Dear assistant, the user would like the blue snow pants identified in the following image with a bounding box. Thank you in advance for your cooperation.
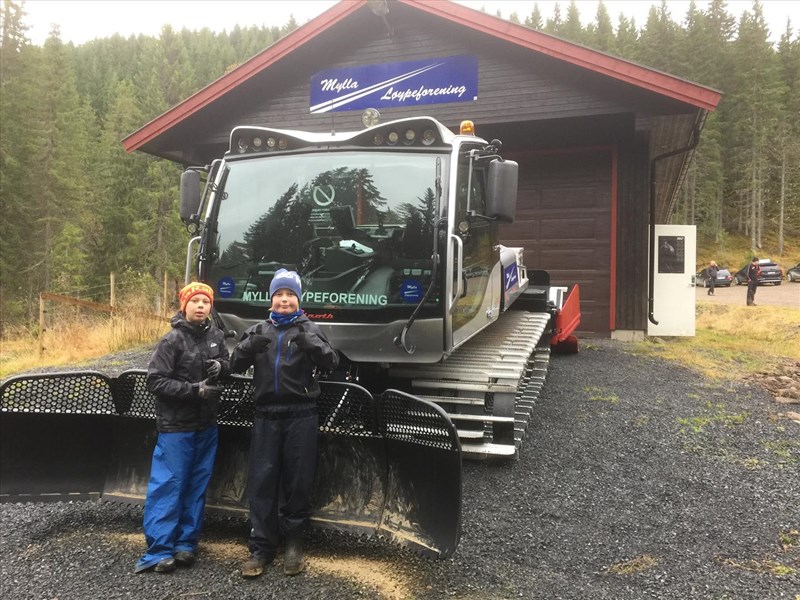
[134,425,218,572]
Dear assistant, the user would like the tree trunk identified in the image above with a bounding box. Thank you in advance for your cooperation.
[757,159,764,250]
[778,144,785,255]
[749,149,757,251]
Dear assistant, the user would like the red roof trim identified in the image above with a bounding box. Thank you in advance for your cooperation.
[402,0,721,111]
[124,0,722,153]
[122,1,362,153]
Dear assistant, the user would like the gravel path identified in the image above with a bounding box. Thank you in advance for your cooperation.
[1,340,798,599]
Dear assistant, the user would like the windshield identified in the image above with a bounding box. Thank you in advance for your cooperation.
[206,151,446,316]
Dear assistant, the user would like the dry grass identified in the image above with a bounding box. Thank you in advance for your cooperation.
[634,303,800,379]
[3,300,796,382]
[606,554,659,575]
[0,310,169,379]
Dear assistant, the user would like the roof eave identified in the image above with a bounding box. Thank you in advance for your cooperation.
[122,0,362,153]
[400,0,721,111]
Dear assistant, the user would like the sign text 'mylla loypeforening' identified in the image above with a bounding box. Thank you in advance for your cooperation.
[310,55,478,114]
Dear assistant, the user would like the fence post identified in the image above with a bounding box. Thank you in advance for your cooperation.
[39,292,46,357]
[163,271,169,317]
[110,272,116,312]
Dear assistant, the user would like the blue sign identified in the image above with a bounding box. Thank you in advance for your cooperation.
[310,55,478,114]
[399,279,423,303]
[503,263,519,293]
[217,276,235,298]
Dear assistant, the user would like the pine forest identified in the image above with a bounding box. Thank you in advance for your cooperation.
[1,0,798,330]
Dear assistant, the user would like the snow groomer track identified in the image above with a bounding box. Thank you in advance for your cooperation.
[390,310,552,458]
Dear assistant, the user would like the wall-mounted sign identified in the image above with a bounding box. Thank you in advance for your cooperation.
[310,55,478,114]
[658,235,685,274]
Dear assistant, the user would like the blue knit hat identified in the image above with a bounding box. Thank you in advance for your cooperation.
[269,269,302,301]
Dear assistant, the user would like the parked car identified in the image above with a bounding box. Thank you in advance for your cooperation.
[733,259,783,285]
[695,267,733,288]
[787,263,800,283]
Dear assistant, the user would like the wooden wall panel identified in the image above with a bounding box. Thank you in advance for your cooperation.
[501,150,612,336]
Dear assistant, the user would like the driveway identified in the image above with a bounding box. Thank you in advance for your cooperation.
[1,341,798,599]
[697,281,799,308]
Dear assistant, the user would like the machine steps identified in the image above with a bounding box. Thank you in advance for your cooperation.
[390,311,552,459]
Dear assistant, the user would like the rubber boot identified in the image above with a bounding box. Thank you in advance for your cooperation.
[241,554,272,578]
[174,551,196,567]
[154,557,176,573]
[283,539,305,576]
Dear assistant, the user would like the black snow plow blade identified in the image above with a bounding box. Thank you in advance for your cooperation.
[0,371,461,558]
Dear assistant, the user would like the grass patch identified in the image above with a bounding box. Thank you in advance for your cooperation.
[634,303,800,380]
[779,530,800,551]
[584,385,620,404]
[677,401,747,434]
[606,554,659,575]
[742,457,761,470]
[765,440,800,462]
[719,556,796,577]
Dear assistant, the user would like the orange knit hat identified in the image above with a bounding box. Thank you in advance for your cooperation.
[179,282,214,312]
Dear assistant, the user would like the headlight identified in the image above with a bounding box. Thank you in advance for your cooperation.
[236,138,248,153]
[361,108,381,128]
[421,128,436,145]
[387,131,399,145]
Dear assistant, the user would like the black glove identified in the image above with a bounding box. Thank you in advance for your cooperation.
[196,379,222,402]
[249,324,271,354]
[250,335,271,353]
[205,359,222,381]
[293,332,315,352]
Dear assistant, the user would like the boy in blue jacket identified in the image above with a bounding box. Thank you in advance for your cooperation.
[135,282,228,574]
[231,269,339,577]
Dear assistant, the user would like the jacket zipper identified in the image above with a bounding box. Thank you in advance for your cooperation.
[274,330,284,396]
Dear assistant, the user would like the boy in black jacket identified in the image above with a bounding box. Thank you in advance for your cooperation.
[134,282,229,574]
[231,269,339,577]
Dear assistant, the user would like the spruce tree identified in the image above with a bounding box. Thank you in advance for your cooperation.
[525,3,543,30]
[561,0,584,43]
[728,2,785,250]
[587,1,615,53]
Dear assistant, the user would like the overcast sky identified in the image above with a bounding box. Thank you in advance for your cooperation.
[22,0,795,47]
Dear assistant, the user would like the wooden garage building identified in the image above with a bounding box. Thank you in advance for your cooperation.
[123,0,721,337]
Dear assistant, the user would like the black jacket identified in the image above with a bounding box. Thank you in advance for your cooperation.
[146,312,230,432]
[230,314,338,406]
[747,262,761,283]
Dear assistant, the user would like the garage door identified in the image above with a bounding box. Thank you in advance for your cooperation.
[500,149,613,336]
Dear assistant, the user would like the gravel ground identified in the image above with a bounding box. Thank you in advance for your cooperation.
[1,339,798,599]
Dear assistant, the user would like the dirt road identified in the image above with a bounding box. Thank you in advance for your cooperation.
[696,280,799,308]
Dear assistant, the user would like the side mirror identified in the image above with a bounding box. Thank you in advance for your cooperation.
[485,159,518,223]
[180,170,202,224]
